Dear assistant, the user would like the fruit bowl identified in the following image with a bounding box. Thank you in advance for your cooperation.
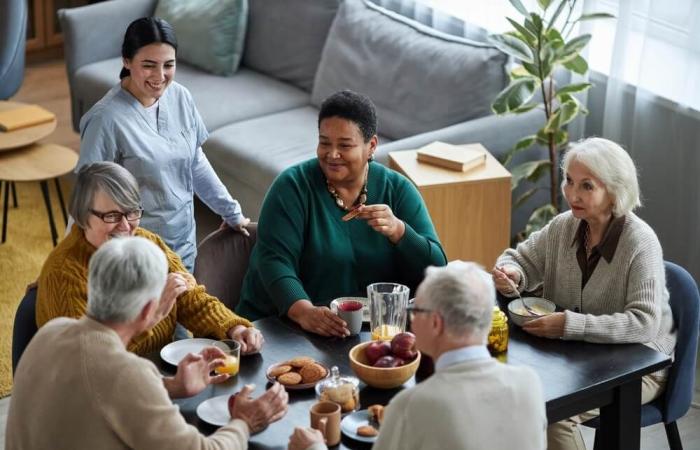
[348,342,421,389]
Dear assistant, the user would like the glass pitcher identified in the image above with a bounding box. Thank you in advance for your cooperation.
[367,282,409,340]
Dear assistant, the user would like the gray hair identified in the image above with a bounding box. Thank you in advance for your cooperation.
[70,162,141,228]
[87,236,167,323]
[561,137,641,216]
[417,261,495,339]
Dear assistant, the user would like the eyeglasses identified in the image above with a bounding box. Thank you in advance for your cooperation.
[90,208,143,224]
[406,304,433,320]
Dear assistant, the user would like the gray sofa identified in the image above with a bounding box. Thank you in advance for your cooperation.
[60,0,542,231]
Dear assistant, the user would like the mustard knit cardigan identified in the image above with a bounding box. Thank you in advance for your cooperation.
[36,226,252,355]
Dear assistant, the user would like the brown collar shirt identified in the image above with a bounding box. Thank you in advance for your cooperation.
[572,215,626,289]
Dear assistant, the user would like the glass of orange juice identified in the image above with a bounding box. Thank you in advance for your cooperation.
[215,340,240,376]
[368,282,409,341]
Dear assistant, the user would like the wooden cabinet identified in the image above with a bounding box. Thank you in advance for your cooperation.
[389,144,511,268]
[27,0,96,52]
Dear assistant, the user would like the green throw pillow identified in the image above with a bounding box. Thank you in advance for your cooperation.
[154,0,248,76]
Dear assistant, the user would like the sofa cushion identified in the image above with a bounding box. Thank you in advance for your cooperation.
[242,0,340,92]
[311,0,508,141]
[154,0,248,76]
[204,106,392,193]
[74,57,310,131]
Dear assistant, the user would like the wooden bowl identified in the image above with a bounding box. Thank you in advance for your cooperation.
[348,342,421,389]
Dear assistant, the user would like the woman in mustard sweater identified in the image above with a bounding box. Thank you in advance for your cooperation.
[36,162,263,356]
[236,90,447,336]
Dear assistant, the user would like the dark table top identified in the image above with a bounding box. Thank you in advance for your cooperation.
[153,314,670,450]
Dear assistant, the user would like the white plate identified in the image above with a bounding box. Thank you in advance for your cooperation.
[340,409,378,443]
[330,297,370,323]
[160,338,228,366]
[196,395,230,427]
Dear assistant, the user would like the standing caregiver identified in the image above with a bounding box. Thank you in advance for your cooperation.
[77,17,249,270]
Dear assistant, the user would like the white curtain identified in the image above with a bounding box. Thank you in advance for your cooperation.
[584,0,700,280]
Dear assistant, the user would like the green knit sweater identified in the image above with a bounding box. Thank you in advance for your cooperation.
[237,159,447,320]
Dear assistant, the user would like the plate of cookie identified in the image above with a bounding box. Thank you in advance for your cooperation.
[266,356,330,390]
[340,405,384,443]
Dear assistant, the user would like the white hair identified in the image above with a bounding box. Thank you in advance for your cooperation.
[87,236,168,323]
[561,137,641,216]
[417,261,495,339]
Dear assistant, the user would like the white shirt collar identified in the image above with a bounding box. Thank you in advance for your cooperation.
[434,345,491,371]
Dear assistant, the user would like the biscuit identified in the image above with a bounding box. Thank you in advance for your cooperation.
[340,397,356,413]
[299,362,327,383]
[277,372,302,385]
[268,364,293,378]
[356,425,378,437]
[287,356,315,368]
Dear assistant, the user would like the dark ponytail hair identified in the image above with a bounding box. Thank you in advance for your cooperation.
[120,17,178,79]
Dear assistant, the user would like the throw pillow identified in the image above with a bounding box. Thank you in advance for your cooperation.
[154,0,248,76]
[311,0,508,140]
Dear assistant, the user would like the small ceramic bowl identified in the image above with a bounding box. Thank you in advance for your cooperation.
[507,297,556,326]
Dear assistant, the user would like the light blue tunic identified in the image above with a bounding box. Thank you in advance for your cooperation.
[78,81,244,270]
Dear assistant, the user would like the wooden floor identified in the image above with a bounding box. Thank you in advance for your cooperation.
[1,58,698,449]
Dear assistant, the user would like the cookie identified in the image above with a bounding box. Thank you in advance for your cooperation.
[268,364,293,378]
[356,425,378,437]
[299,362,327,383]
[277,372,302,385]
[368,404,384,427]
[287,356,315,368]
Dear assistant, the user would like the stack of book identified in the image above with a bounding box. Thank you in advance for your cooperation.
[415,141,487,173]
[0,105,56,132]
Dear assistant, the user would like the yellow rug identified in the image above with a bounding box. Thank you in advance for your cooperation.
[0,177,72,398]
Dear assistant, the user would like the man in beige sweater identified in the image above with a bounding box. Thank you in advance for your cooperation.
[6,236,288,450]
[289,262,546,450]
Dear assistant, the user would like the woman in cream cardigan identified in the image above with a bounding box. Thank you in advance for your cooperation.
[492,137,676,450]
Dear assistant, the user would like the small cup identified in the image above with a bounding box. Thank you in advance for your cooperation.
[337,299,364,335]
[310,401,341,446]
[215,340,241,376]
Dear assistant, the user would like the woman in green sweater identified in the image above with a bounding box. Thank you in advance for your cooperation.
[236,90,447,336]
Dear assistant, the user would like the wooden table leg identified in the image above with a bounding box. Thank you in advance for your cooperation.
[40,180,58,247]
[54,178,67,225]
[2,181,8,243]
[598,378,642,450]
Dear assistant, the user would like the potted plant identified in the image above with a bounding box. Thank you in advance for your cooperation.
[489,0,613,240]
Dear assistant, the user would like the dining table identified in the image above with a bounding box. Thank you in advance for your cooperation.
[151,312,670,450]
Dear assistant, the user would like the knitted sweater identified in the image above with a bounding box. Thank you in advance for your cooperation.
[497,211,676,356]
[36,225,251,355]
[7,316,250,450]
[236,159,447,320]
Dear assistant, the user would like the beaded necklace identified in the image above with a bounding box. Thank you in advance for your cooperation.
[326,166,368,211]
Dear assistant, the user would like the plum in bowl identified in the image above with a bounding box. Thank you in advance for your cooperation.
[349,341,421,389]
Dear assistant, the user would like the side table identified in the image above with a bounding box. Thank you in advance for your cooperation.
[0,143,78,246]
[389,143,511,268]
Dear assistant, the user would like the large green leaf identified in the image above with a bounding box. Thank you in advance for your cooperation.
[576,12,616,21]
[544,110,561,134]
[537,0,553,10]
[539,43,555,78]
[545,28,565,48]
[513,103,540,113]
[522,61,541,77]
[514,187,541,209]
[563,55,588,74]
[509,0,530,16]
[560,34,592,59]
[524,204,558,237]
[536,128,568,146]
[524,17,539,36]
[489,34,534,63]
[491,78,537,114]
[530,13,544,33]
[555,82,592,96]
[557,100,579,126]
[503,135,538,167]
[510,159,551,190]
[507,18,537,45]
[509,66,532,80]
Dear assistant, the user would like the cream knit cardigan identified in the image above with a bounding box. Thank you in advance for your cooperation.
[497,211,676,356]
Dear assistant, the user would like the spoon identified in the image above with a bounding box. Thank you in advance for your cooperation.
[496,267,541,317]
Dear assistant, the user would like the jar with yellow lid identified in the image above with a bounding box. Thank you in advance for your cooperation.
[487,306,509,355]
